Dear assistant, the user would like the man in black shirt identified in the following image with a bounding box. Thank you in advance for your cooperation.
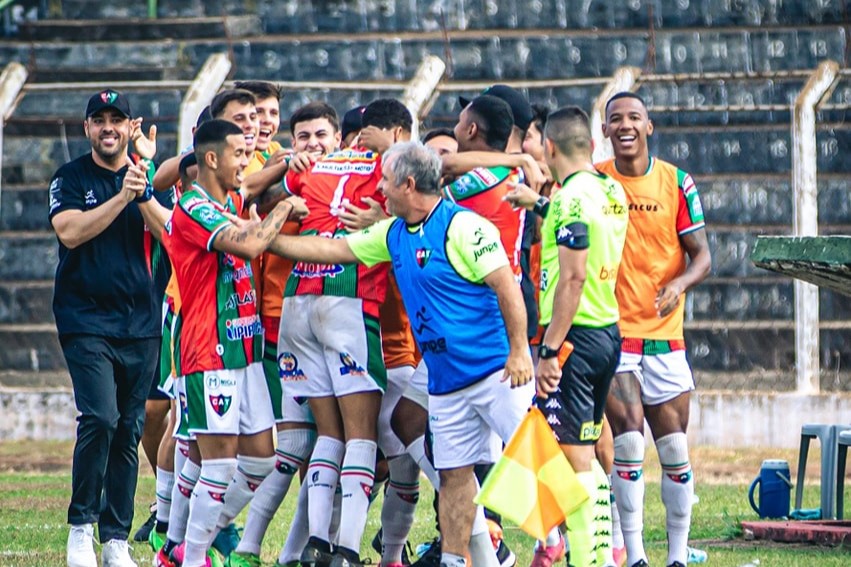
[49,89,159,567]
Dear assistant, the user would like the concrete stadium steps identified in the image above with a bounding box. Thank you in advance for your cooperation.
[0,324,63,373]
[0,281,54,325]
[1,26,846,84]
[44,0,850,33]
[19,15,260,42]
[0,232,58,281]
[0,370,70,389]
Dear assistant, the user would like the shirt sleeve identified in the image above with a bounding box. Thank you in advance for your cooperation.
[48,167,85,220]
[177,195,233,252]
[346,217,394,267]
[446,211,509,283]
[676,170,705,235]
[283,168,303,197]
[550,189,590,250]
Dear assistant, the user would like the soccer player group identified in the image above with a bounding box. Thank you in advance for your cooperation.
[75,80,710,567]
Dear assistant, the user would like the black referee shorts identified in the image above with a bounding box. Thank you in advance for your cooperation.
[536,323,621,445]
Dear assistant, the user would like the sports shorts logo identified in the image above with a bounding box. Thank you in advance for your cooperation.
[339,353,367,377]
[279,352,307,381]
[209,393,233,417]
[579,420,603,442]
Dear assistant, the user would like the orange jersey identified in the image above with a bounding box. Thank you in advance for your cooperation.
[595,157,705,340]
[245,141,283,176]
[379,272,420,370]
[443,166,526,279]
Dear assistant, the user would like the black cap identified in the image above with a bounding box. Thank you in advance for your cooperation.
[459,84,533,131]
[341,105,366,140]
[85,89,131,119]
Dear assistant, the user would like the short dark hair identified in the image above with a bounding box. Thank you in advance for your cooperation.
[234,81,283,101]
[422,127,456,144]
[195,105,212,128]
[210,89,257,119]
[544,106,592,158]
[289,101,339,136]
[178,152,197,177]
[530,103,550,141]
[605,92,647,117]
[193,119,244,167]
[362,99,412,132]
[467,95,514,152]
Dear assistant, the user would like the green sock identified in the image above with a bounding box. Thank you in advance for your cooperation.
[592,460,614,567]
[567,471,597,567]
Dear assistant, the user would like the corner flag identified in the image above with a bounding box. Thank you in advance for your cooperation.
[475,406,589,541]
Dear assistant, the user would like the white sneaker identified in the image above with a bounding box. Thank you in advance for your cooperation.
[102,539,138,567]
[67,524,97,567]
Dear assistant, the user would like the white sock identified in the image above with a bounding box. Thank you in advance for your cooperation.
[469,530,499,567]
[167,459,200,544]
[337,439,377,552]
[215,454,276,530]
[183,458,237,566]
[381,454,420,563]
[406,435,440,489]
[610,474,624,549]
[307,436,345,542]
[545,527,561,547]
[612,432,647,566]
[441,552,467,567]
[279,479,310,564]
[237,429,315,555]
[156,467,175,525]
[657,433,693,566]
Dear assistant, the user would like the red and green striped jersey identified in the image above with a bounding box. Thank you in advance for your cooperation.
[282,147,388,303]
[164,183,263,375]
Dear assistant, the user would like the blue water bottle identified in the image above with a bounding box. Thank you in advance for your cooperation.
[748,459,793,518]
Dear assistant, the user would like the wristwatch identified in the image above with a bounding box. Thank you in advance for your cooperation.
[538,344,560,359]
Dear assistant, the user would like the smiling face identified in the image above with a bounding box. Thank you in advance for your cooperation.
[377,153,408,218]
[219,99,259,154]
[84,109,131,166]
[254,96,280,152]
[292,117,340,158]
[603,96,653,163]
[215,133,251,190]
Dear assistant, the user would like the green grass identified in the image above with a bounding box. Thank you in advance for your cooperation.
[1,443,850,566]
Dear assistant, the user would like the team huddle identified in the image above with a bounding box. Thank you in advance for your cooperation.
[54,82,710,567]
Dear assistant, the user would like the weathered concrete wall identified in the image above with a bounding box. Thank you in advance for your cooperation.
[690,391,851,448]
[4,387,850,447]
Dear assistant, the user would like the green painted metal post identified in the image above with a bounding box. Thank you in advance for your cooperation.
[148,0,157,19]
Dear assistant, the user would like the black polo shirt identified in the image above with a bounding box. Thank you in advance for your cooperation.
[48,153,160,338]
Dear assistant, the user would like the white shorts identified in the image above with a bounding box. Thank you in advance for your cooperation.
[402,359,429,409]
[378,365,415,457]
[616,349,695,406]
[429,369,535,470]
[186,362,275,436]
[278,295,386,398]
[281,394,315,425]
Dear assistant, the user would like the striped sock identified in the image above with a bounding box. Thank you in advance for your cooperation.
[337,439,377,553]
[307,436,345,542]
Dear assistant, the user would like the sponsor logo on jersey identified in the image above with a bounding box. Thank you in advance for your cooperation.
[225,289,256,310]
[598,264,619,281]
[580,420,602,441]
[221,266,253,283]
[473,240,499,261]
[205,374,237,390]
[291,261,344,278]
[472,167,499,186]
[413,306,434,334]
[84,190,97,206]
[546,414,562,426]
[49,177,62,213]
[339,352,367,377]
[278,352,306,381]
[602,203,626,215]
[196,204,220,225]
[472,228,487,245]
[312,160,376,176]
[450,174,477,196]
[225,316,263,341]
[416,248,432,268]
[419,337,447,354]
[545,397,561,410]
[209,393,233,417]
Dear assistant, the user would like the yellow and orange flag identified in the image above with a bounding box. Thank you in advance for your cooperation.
[475,406,589,541]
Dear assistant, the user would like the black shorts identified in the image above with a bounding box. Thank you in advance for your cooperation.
[536,324,621,445]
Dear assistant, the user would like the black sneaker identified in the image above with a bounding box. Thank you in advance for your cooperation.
[411,538,441,567]
[495,540,516,567]
[370,528,413,565]
[133,506,157,542]
[667,563,685,567]
[630,561,650,567]
[329,546,367,567]
[301,536,334,567]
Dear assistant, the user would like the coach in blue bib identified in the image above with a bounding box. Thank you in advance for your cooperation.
[267,141,533,567]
